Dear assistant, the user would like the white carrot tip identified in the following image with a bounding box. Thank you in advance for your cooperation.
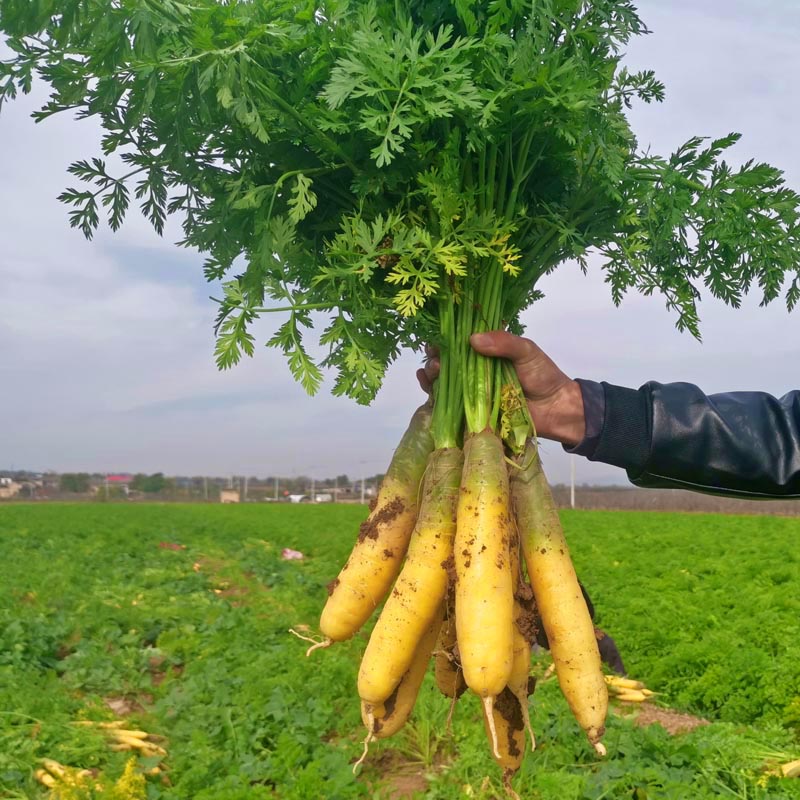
[517,696,536,751]
[593,741,607,757]
[287,628,332,656]
[483,696,501,760]
[352,732,373,774]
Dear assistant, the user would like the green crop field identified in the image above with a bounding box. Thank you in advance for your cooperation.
[1,503,800,800]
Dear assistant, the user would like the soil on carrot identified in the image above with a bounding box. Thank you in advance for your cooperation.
[441,555,457,587]
[495,688,524,757]
[373,686,400,734]
[514,583,538,646]
[358,497,405,543]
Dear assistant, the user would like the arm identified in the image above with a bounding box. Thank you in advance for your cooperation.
[585,380,800,498]
[453,332,800,498]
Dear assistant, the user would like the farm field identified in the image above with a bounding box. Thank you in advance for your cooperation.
[1,503,800,800]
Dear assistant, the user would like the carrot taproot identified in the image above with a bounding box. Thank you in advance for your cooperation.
[511,441,608,755]
[506,527,536,751]
[360,602,445,742]
[481,686,525,799]
[434,580,467,702]
[358,446,462,704]
[508,602,536,751]
[455,430,514,700]
[319,403,433,643]
[454,429,514,757]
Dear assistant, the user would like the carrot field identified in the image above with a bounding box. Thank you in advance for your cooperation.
[2,503,800,800]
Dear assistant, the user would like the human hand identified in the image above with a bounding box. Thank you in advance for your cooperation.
[416,331,586,447]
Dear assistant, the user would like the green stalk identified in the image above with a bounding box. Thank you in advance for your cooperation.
[460,128,551,440]
[431,295,464,450]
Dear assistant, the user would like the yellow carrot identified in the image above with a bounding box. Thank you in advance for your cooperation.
[604,675,645,691]
[320,403,433,643]
[358,447,462,704]
[360,602,445,742]
[512,441,608,756]
[455,430,514,700]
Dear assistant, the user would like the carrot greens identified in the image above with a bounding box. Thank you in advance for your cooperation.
[2,0,798,417]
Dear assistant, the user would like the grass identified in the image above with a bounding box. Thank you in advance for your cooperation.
[0,503,799,799]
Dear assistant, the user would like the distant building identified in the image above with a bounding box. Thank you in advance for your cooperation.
[0,480,22,499]
[220,489,241,504]
[105,474,134,495]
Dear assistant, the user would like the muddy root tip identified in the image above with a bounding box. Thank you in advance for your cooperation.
[502,770,522,800]
[482,696,501,760]
[592,740,607,757]
[352,732,373,774]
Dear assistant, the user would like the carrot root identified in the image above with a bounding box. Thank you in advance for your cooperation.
[288,628,331,657]
[593,741,607,757]
[352,730,374,774]
[519,699,536,752]
[482,696,501,760]
[503,770,522,800]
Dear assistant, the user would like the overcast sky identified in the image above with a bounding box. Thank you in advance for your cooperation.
[1,0,799,485]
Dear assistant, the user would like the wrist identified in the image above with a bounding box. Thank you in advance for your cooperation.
[534,379,586,447]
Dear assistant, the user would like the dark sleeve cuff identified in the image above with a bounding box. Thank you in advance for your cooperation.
[591,382,652,472]
[564,379,605,458]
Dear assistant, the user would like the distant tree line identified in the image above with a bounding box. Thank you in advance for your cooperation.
[52,471,387,501]
[59,473,91,493]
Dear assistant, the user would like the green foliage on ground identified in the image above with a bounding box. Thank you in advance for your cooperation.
[1,503,799,799]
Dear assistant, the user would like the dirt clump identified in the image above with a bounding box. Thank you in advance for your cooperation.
[514,581,539,646]
[370,751,428,799]
[358,497,405,543]
[494,687,524,757]
[441,554,457,586]
[632,704,710,735]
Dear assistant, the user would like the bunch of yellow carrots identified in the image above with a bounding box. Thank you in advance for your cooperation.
[303,404,608,793]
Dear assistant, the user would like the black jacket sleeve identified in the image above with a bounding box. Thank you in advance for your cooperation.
[587,381,800,498]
